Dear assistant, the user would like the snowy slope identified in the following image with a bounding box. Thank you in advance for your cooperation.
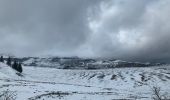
[0,63,170,100]
[0,62,19,79]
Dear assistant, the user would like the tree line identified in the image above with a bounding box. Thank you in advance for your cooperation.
[0,56,23,73]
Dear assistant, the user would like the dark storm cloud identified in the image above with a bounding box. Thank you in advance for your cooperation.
[0,0,101,56]
[0,0,170,62]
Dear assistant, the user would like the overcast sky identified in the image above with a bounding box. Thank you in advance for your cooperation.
[0,0,170,62]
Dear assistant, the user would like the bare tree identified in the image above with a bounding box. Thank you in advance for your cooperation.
[152,86,162,100]
[152,86,169,100]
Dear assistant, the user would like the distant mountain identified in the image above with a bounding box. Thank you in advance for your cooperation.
[11,57,162,69]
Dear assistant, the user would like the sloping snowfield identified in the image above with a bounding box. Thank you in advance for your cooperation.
[0,62,170,100]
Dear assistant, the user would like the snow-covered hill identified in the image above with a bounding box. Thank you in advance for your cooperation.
[0,62,170,100]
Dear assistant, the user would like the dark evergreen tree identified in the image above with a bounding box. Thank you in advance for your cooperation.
[12,61,23,73]
[17,63,23,73]
[7,57,12,66]
[0,56,4,62]
[12,61,18,70]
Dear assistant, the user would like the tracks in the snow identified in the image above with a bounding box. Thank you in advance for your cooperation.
[28,91,119,100]
[0,78,113,90]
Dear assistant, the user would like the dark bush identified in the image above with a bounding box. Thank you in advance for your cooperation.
[7,57,12,66]
[0,56,4,62]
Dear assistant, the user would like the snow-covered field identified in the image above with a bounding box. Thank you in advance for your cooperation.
[0,62,170,100]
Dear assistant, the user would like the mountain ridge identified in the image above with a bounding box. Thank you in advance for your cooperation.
[8,57,162,69]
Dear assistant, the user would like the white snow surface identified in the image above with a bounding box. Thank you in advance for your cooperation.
[0,62,170,100]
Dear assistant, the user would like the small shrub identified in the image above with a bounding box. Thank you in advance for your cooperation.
[0,89,17,100]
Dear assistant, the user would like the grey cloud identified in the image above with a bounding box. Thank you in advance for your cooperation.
[86,0,170,62]
[0,0,170,63]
